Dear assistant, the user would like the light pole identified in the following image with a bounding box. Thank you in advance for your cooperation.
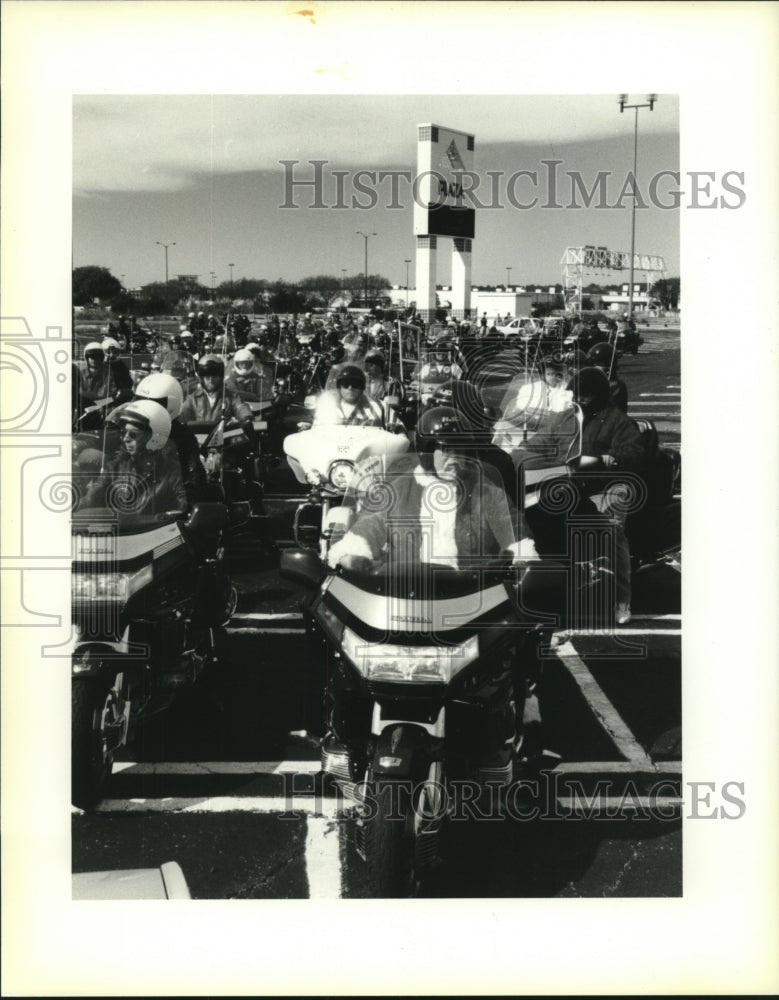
[506,266,512,289]
[356,231,376,308]
[210,271,216,292]
[618,93,657,320]
[404,259,412,307]
[228,263,234,289]
[156,241,176,284]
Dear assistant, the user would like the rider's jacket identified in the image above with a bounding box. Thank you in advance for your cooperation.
[365,375,403,403]
[327,453,529,570]
[80,447,188,516]
[179,384,253,425]
[225,370,274,401]
[78,362,132,405]
[313,390,385,428]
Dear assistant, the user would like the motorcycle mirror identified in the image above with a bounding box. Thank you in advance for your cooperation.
[280,549,326,589]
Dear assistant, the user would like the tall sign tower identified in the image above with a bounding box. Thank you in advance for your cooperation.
[414,124,475,319]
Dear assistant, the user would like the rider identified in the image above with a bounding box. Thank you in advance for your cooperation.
[100,337,133,396]
[132,372,207,506]
[179,354,259,450]
[327,405,539,571]
[313,364,386,428]
[492,353,574,451]
[363,352,403,405]
[78,341,133,415]
[79,399,187,516]
[418,341,463,383]
[226,347,274,401]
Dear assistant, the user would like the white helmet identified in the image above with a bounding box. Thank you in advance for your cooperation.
[134,373,184,420]
[117,399,171,451]
[179,325,188,333]
[101,337,121,352]
[233,348,254,369]
[245,342,260,353]
[84,341,104,358]
[188,312,195,319]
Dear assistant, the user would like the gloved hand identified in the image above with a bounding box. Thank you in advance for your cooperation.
[514,536,541,563]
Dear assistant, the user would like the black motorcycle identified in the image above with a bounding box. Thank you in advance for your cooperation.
[71,433,234,808]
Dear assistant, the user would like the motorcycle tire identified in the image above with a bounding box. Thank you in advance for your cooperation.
[362,779,416,898]
[71,677,118,809]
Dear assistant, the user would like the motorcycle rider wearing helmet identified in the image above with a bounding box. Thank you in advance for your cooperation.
[419,341,463,382]
[100,336,133,394]
[180,354,258,446]
[328,405,539,572]
[587,342,628,413]
[132,373,207,505]
[79,399,187,516]
[78,341,133,415]
[226,347,274,401]
[313,364,386,428]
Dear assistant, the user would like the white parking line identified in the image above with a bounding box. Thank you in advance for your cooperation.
[557,761,680,774]
[554,640,653,766]
[112,761,321,775]
[76,797,347,816]
[305,817,343,899]
[639,393,681,397]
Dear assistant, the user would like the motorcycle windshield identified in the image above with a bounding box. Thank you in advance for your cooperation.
[72,430,186,532]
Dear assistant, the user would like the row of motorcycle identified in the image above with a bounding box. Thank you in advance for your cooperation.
[71,330,681,897]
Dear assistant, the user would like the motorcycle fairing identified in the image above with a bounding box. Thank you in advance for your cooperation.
[321,573,515,647]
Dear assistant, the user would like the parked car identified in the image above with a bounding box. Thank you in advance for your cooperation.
[495,316,540,338]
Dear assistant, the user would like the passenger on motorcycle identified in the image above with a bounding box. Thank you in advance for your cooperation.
[492,353,574,450]
[78,399,187,516]
[587,342,628,413]
[327,405,539,571]
[313,364,386,429]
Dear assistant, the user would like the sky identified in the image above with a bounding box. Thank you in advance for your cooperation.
[73,94,680,289]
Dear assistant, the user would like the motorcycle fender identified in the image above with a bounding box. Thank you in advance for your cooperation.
[372,724,433,779]
[71,641,128,677]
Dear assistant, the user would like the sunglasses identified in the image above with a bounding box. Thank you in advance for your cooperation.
[339,379,363,389]
[121,427,146,440]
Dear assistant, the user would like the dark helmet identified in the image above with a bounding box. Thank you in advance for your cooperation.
[416,406,474,469]
[364,352,385,372]
[540,352,567,373]
[335,364,366,390]
[587,342,617,372]
[568,366,610,412]
[197,353,225,378]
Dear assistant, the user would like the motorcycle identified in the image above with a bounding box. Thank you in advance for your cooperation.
[71,432,234,809]
[283,423,410,559]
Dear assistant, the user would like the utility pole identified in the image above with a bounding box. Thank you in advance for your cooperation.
[618,93,657,320]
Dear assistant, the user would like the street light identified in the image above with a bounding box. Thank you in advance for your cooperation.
[404,259,412,307]
[156,241,176,284]
[506,266,512,289]
[228,263,234,287]
[210,271,216,292]
[356,231,376,308]
[618,93,657,320]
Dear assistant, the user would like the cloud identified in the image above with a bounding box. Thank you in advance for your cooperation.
[74,94,678,194]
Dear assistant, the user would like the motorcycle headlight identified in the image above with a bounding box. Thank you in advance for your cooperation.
[342,628,478,684]
[71,564,152,604]
[328,460,355,491]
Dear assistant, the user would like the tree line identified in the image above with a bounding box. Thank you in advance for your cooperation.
[73,266,394,316]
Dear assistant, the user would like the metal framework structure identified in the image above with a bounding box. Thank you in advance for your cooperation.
[560,246,666,313]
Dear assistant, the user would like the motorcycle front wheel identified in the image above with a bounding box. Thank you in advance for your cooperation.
[362,780,416,898]
[71,677,121,809]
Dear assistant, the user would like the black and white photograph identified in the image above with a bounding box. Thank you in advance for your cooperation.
[2,2,777,996]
